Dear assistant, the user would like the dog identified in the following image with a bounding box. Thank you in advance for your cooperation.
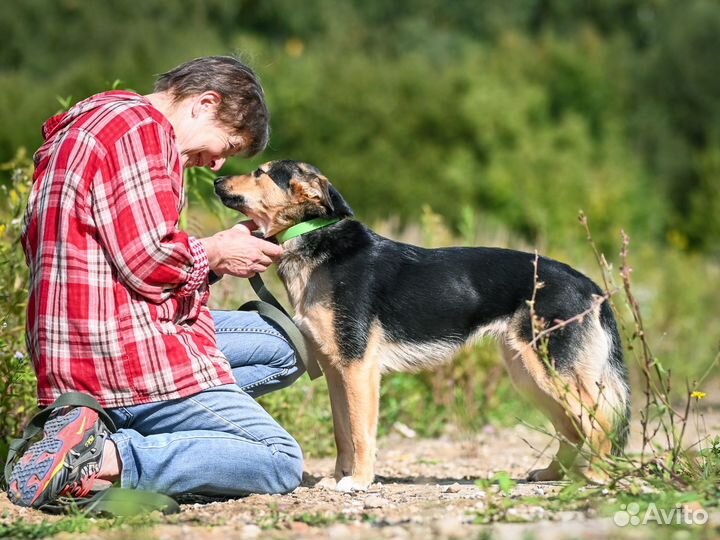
[214,160,631,491]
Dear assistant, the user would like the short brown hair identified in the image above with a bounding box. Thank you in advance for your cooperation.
[154,56,270,157]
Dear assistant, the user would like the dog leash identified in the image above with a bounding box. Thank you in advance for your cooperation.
[207,268,322,380]
[240,274,324,380]
[209,220,340,380]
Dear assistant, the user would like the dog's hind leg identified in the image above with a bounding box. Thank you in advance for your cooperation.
[501,334,618,482]
[527,406,584,482]
[501,342,584,481]
[570,376,615,484]
[528,371,615,483]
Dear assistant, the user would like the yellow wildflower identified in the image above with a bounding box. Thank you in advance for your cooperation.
[690,391,706,400]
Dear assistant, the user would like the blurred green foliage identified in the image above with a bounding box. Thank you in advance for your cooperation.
[0,151,37,461]
[1,0,719,253]
[0,1,719,458]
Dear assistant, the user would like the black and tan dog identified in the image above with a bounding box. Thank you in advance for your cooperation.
[214,160,630,491]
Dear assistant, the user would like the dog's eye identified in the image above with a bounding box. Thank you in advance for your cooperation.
[253,169,264,178]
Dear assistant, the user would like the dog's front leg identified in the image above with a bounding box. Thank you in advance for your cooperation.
[332,358,381,492]
[323,362,354,483]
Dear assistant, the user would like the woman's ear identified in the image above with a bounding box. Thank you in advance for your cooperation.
[192,91,222,118]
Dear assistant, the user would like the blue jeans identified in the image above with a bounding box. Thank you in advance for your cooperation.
[106,310,306,497]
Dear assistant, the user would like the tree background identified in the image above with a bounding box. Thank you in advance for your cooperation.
[0,0,718,454]
[2,0,719,252]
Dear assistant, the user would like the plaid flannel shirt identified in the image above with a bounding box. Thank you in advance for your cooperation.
[22,91,234,408]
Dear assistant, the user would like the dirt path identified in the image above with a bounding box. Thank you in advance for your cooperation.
[2,415,718,539]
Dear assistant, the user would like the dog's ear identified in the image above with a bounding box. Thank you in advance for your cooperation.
[291,176,335,213]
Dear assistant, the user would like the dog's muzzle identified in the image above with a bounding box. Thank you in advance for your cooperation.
[213,178,246,211]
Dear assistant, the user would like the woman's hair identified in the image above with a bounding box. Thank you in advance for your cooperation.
[154,56,270,157]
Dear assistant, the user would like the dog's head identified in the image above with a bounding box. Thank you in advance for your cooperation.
[214,160,352,238]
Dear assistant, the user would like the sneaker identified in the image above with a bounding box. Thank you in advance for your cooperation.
[7,406,110,508]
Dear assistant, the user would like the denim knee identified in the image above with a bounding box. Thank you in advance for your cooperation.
[274,450,304,493]
[277,348,306,387]
[268,437,304,493]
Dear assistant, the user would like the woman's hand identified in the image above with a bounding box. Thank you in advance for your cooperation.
[199,223,283,278]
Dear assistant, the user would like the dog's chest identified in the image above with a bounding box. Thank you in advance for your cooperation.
[278,255,314,309]
[278,256,340,357]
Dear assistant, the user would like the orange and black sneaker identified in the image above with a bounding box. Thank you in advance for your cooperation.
[7,407,110,508]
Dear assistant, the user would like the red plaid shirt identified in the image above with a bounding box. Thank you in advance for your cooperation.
[22,91,234,408]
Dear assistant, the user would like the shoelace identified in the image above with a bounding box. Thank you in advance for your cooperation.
[58,432,106,499]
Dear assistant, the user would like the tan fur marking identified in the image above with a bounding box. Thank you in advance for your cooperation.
[219,173,291,236]
[296,303,342,363]
[324,362,354,479]
[289,177,332,208]
[502,308,619,481]
[311,322,385,485]
[278,254,343,362]
[278,251,325,309]
[339,359,381,484]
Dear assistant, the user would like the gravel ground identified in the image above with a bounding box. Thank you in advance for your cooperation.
[2,413,718,539]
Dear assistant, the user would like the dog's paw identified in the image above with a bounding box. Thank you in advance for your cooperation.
[315,477,338,490]
[527,466,564,482]
[335,476,370,492]
[582,468,609,485]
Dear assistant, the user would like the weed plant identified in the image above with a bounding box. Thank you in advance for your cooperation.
[0,153,717,536]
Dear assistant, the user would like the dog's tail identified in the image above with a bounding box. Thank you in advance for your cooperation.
[599,301,631,456]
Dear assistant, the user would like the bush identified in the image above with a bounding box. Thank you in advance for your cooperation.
[0,149,37,466]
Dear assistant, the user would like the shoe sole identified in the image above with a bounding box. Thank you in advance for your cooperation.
[8,408,100,507]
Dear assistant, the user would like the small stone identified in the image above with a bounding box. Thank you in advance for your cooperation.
[240,524,262,539]
[290,521,311,534]
[443,483,462,493]
[382,525,410,539]
[315,477,337,490]
[364,495,389,509]
[326,524,353,539]
[506,505,545,522]
[432,516,466,539]
[556,510,582,522]
[393,421,417,438]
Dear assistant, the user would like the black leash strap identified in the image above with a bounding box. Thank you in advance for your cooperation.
[4,392,179,516]
[238,274,324,380]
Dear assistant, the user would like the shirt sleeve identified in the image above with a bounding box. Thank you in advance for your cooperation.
[90,118,209,304]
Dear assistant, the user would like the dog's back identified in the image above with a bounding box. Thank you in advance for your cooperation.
[283,217,630,452]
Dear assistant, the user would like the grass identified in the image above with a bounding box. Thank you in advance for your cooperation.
[461,213,720,536]
[0,515,93,540]
[0,156,719,537]
[0,512,162,540]
[256,503,351,530]
[467,474,719,538]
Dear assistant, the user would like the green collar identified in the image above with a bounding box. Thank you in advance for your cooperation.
[275,217,341,243]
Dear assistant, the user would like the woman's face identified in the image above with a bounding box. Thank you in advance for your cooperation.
[173,92,245,171]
